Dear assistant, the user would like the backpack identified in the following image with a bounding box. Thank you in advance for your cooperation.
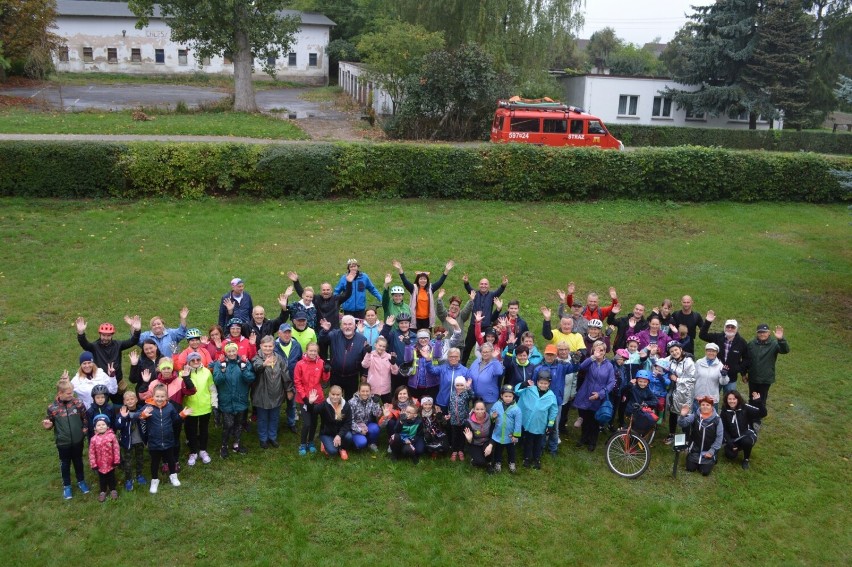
[595,398,614,424]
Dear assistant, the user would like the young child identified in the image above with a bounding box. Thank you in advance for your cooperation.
[490,384,522,473]
[388,403,424,464]
[622,370,659,435]
[648,358,672,423]
[348,382,382,452]
[515,368,558,470]
[446,376,473,461]
[361,336,399,404]
[463,400,494,469]
[139,384,191,493]
[43,378,90,499]
[115,390,147,491]
[212,343,255,457]
[420,396,448,457]
[293,342,330,455]
[85,384,117,439]
[141,357,196,469]
[182,351,216,465]
[88,414,121,502]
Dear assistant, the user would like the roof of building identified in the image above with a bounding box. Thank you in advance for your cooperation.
[56,1,335,26]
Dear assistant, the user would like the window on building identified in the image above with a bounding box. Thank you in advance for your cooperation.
[83,47,93,62]
[308,53,318,67]
[685,108,707,121]
[131,48,141,63]
[58,47,69,62]
[510,117,540,132]
[288,52,297,66]
[617,95,639,116]
[155,49,165,64]
[266,55,276,66]
[652,96,672,118]
[178,49,188,66]
[223,52,233,65]
[570,120,584,134]
[201,56,211,66]
[543,119,568,134]
[107,48,117,63]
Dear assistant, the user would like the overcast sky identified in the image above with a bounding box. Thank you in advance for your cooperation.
[578,0,716,45]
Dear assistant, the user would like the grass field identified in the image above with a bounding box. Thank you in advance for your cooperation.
[0,107,308,139]
[0,198,849,565]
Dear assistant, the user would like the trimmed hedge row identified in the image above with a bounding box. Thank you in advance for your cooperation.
[0,141,849,202]
[607,124,852,155]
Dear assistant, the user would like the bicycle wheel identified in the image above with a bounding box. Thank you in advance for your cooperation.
[605,432,651,479]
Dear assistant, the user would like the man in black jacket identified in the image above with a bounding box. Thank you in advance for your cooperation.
[318,315,367,400]
[607,303,649,351]
[699,310,748,393]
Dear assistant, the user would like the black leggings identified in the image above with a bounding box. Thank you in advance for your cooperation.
[57,442,85,486]
[686,453,716,476]
[415,318,430,330]
[724,436,756,461]
[466,442,493,468]
[300,406,317,446]
[578,409,599,445]
[149,448,175,479]
[492,441,517,465]
[748,383,771,420]
[98,470,117,492]
[450,424,466,453]
[184,414,211,453]
[221,411,245,449]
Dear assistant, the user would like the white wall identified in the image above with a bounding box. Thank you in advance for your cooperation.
[338,62,394,115]
[560,75,780,130]
[54,15,330,85]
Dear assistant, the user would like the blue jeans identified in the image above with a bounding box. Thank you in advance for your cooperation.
[723,381,738,394]
[286,397,296,427]
[319,432,353,456]
[547,406,562,453]
[256,406,281,443]
[352,423,381,449]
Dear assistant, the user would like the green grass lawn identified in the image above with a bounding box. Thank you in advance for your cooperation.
[0,107,308,139]
[0,198,848,565]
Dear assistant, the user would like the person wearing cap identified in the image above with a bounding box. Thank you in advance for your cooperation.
[514,367,559,469]
[461,273,508,365]
[70,352,118,410]
[85,383,118,440]
[274,323,303,433]
[743,323,789,422]
[335,259,382,320]
[318,315,368,400]
[222,317,257,361]
[381,274,412,331]
[392,259,454,330]
[663,341,696,445]
[287,310,318,354]
[562,281,619,322]
[699,311,748,394]
[692,343,729,411]
[671,295,704,355]
[76,315,142,401]
[573,340,616,451]
[289,270,354,332]
[606,303,649,351]
[138,307,190,359]
[678,396,723,477]
[179,351,215,466]
[174,328,213,371]
[218,278,253,331]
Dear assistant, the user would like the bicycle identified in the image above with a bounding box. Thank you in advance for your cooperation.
[605,407,657,479]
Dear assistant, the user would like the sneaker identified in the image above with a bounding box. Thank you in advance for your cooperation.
[77,480,90,494]
[220,446,229,459]
[368,443,379,453]
[487,466,496,475]
[288,424,298,434]
[136,475,147,485]
[199,450,212,464]
[187,453,198,466]
[533,461,541,470]
[110,490,118,500]
[124,479,133,492]
[169,473,181,487]
[259,441,268,450]
[742,459,750,471]
[339,449,349,461]
[298,444,307,456]
[234,445,248,454]
[493,462,502,473]
[98,492,107,502]
[663,434,674,445]
[508,463,517,474]
[458,452,464,462]
[523,459,531,468]
[450,452,457,462]
[149,479,159,494]
[320,443,328,456]
[63,486,73,500]
[587,443,596,452]
[269,439,280,448]
[308,443,317,454]
[574,417,583,428]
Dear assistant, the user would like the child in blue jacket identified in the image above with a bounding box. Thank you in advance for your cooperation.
[515,367,558,470]
[489,384,522,473]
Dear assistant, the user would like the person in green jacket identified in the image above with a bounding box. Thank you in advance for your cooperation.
[182,353,216,466]
[743,323,789,427]
[44,378,90,499]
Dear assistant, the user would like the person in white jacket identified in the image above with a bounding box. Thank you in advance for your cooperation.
[692,343,729,411]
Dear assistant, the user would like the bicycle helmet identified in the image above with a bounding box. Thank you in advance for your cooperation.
[390,286,405,295]
[654,358,671,371]
[91,384,110,397]
[588,319,603,329]
[667,341,682,352]
[396,312,411,322]
[536,368,552,382]
[98,323,115,334]
[186,328,202,340]
[500,384,515,395]
[626,335,640,344]
[635,370,651,381]
[228,318,244,328]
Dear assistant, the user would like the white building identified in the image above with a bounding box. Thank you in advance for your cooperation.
[53,1,335,86]
[560,74,781,129]
[338,61,394,115]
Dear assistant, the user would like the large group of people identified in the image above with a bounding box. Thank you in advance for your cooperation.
[44,259,790,501]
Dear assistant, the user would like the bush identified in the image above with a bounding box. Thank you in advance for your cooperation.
[608,124,852,155]
[0,141,849,202]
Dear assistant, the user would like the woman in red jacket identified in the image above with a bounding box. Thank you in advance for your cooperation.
[293,342,330,456]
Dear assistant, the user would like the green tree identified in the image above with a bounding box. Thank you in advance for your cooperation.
[804,1,852,122]
[128,0,300,112]
[608,44,665,76]
[0,0,61,80]
[586,27,623,69]
[659,26,695,78]
[291,0,383,41]
[357,21,444,114]
[836,75,852,105]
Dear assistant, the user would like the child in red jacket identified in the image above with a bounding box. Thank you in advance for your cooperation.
[293,342,330,455]
[88,414,121,502]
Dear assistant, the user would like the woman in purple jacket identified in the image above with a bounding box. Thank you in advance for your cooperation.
[573,341,616,451]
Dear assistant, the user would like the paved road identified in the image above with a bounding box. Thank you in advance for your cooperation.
[0,84,347,119]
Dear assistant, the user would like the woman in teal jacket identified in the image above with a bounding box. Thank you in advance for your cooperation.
[212,343,255,457]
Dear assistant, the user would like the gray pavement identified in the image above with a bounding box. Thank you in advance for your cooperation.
[0,83,348,119]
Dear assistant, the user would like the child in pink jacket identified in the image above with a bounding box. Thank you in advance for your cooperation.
[88,414,121,502]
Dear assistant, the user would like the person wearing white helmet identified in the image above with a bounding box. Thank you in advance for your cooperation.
[699,310,748,394]
[381,273,412,331]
